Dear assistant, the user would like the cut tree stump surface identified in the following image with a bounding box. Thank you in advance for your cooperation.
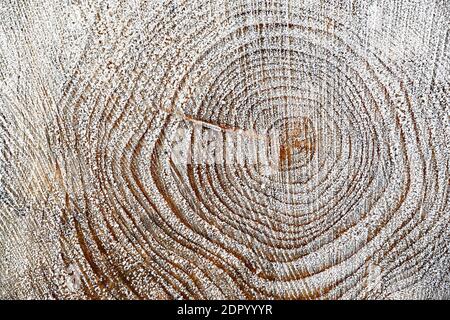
[0,0,449,299]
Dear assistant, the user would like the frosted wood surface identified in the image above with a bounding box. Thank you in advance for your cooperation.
[0,0,449,299]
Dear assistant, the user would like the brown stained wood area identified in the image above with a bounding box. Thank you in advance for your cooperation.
[0,0,449,299]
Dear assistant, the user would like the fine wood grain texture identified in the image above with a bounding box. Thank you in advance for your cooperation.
[0,0,449,299]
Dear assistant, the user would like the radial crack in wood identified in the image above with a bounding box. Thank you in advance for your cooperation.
[0,0,449,300]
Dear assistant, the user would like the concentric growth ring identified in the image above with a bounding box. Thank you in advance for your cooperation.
[50,0,449,299]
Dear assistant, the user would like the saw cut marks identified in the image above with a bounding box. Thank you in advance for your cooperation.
[0,0,449,299]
